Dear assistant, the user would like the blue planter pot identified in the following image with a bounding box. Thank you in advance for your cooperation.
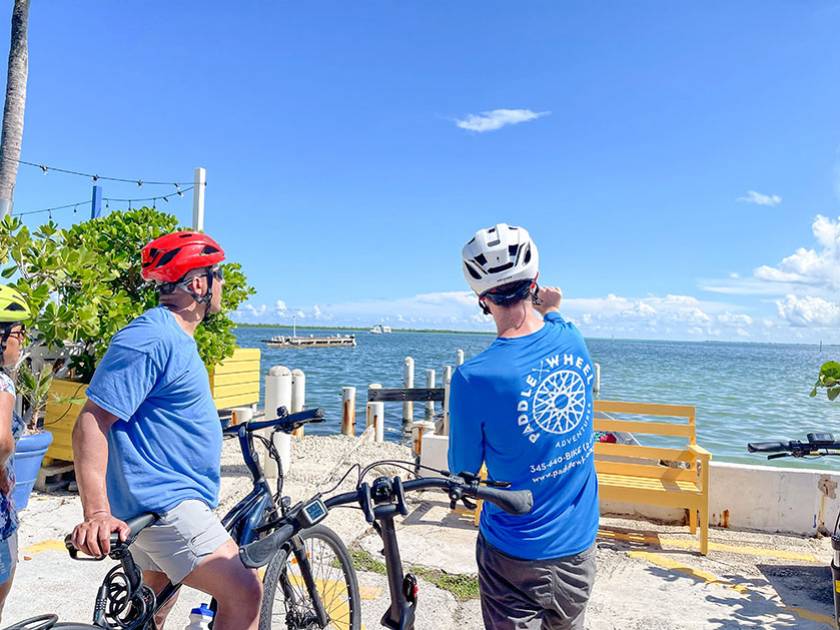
[12,431,53,511]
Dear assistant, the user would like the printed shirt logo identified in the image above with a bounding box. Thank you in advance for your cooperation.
[534,369,587,435]
[518,352,594,445]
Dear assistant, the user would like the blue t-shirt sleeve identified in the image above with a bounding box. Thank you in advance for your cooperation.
[447,369,484,475]
[87,342,162,420]
[544,311,566,325]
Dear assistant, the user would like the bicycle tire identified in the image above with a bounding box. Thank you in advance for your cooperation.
[259,525,361,630]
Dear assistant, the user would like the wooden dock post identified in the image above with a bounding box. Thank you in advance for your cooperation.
[403,357,415,423]
[366,383,382,430]
[341,387,356,436]
[594,363,601,395]
[425,369,436,421]
[412,420,436,456]
[367,400,385,443]
[264,366,292,479]
[456,349,465,366]
[291,369,305,438]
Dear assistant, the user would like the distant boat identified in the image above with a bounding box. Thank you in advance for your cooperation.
[263,334,356,348]
[382,325,392,334]
[370,324,392,334]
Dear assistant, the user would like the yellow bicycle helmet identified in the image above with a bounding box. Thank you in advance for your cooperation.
[0,285,29,323]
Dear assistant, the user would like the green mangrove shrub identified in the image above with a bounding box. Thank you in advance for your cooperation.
[0,208,254,382]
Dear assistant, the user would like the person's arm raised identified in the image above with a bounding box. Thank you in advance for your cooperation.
[71,400,129,557]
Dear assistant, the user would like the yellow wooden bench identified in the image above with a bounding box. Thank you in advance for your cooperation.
[469,399,711,555]
[594,400,711,555]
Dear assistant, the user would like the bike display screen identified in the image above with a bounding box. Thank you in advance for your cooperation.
[301,499,328,526]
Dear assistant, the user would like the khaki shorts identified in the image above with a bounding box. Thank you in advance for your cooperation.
[131,499,230,584]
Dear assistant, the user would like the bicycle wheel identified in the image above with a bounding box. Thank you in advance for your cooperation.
[259,525,361,630]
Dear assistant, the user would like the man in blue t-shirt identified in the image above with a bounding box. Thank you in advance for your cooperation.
[450,223,599,630]
[71,231,262,630]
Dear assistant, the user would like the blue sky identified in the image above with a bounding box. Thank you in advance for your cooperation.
[5,1,840,341]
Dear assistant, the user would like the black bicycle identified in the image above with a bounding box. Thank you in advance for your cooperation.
[239,461,533,630]
[3,407,361,630]
[748,432,840,629]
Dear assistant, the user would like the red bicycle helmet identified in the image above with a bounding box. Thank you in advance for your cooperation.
[141,231,225,283]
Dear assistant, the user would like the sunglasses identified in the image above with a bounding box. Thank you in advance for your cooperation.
[7,328,26,341]
[210,267,224,281]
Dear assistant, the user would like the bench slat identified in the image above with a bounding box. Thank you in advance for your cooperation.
[594,418,693,438]
[598,472,700,493]
[595,460,698,482]
[595,442,693,462]
[595,400,696,419]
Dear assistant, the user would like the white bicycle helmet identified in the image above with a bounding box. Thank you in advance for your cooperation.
[462,223,539,295]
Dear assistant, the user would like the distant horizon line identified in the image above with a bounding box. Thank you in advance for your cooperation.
[232,322,834,347]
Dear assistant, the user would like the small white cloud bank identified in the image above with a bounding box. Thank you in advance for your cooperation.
[455,109,549,133]
[738,190,782,207]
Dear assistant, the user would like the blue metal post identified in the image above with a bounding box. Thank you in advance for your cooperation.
[90,185,102,219]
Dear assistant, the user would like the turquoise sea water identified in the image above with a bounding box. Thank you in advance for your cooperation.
[233,327,840,469]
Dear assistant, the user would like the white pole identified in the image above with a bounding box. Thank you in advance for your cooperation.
[594,362,601,396]
[412,420,436,456]
[264,365,293,479]
[403,357,415,423]
[231,406,254,427]
[368,401,385,443]
[341,386,356,436]
[442,365,453,435]
[192,167,206,231]
[366,383,382,429]
[291,369,305,438]
[456,349,465,366]
[425,369,436,421]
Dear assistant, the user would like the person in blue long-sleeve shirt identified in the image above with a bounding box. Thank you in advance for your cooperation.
[450,223,599,630]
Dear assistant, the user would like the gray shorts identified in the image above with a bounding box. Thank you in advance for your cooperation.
[476,534,596,630]
[131,499,230,584]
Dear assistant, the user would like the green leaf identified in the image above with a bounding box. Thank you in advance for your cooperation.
[828,387,840,401]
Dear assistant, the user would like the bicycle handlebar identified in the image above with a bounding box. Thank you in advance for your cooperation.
[64,513,159,560]
[747,433,840,459]
[747,441,789,453]
[223,407,325,436]
[239,473,533,569]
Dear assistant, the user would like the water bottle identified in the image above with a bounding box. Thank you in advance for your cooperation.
[184,603,214,630]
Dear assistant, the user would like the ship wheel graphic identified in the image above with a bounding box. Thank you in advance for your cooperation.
[532,369,586,435]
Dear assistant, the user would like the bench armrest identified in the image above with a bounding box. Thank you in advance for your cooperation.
[687,444,712,461]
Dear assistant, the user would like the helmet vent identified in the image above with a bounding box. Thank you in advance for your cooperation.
[488,262,514,274]
[7,303,25,312]
[523,246,532,264]
[508,245,519,257]
[464,262,482,280]
[156,249,180,267]
[201,245,220,255]
[474,254,487,267]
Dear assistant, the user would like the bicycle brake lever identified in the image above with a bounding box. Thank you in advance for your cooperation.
[461,496,476,510]
[359,482,375,523]
[394,477,409,517]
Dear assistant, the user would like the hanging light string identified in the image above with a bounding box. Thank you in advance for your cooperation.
[15,185,197,218]
[16,158,195,188]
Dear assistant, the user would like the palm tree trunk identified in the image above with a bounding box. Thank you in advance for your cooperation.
[0,0,29,217]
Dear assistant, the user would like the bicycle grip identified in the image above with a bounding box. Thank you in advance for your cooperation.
[473,487,533,515]
[239,523,296,569]
[747,441,787,453]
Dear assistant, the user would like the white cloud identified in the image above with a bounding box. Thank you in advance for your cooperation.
[455,109,549,133]
[738,190,782,206]
[776,295,840,327]
[312,304,322,319]
[702,215,840,297]
[716,312,753,327]
[242,303,267,318]
[275,299,287,315]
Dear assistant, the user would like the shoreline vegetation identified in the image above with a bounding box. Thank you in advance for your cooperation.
[233,322,834,347]
[234,322,496,336]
